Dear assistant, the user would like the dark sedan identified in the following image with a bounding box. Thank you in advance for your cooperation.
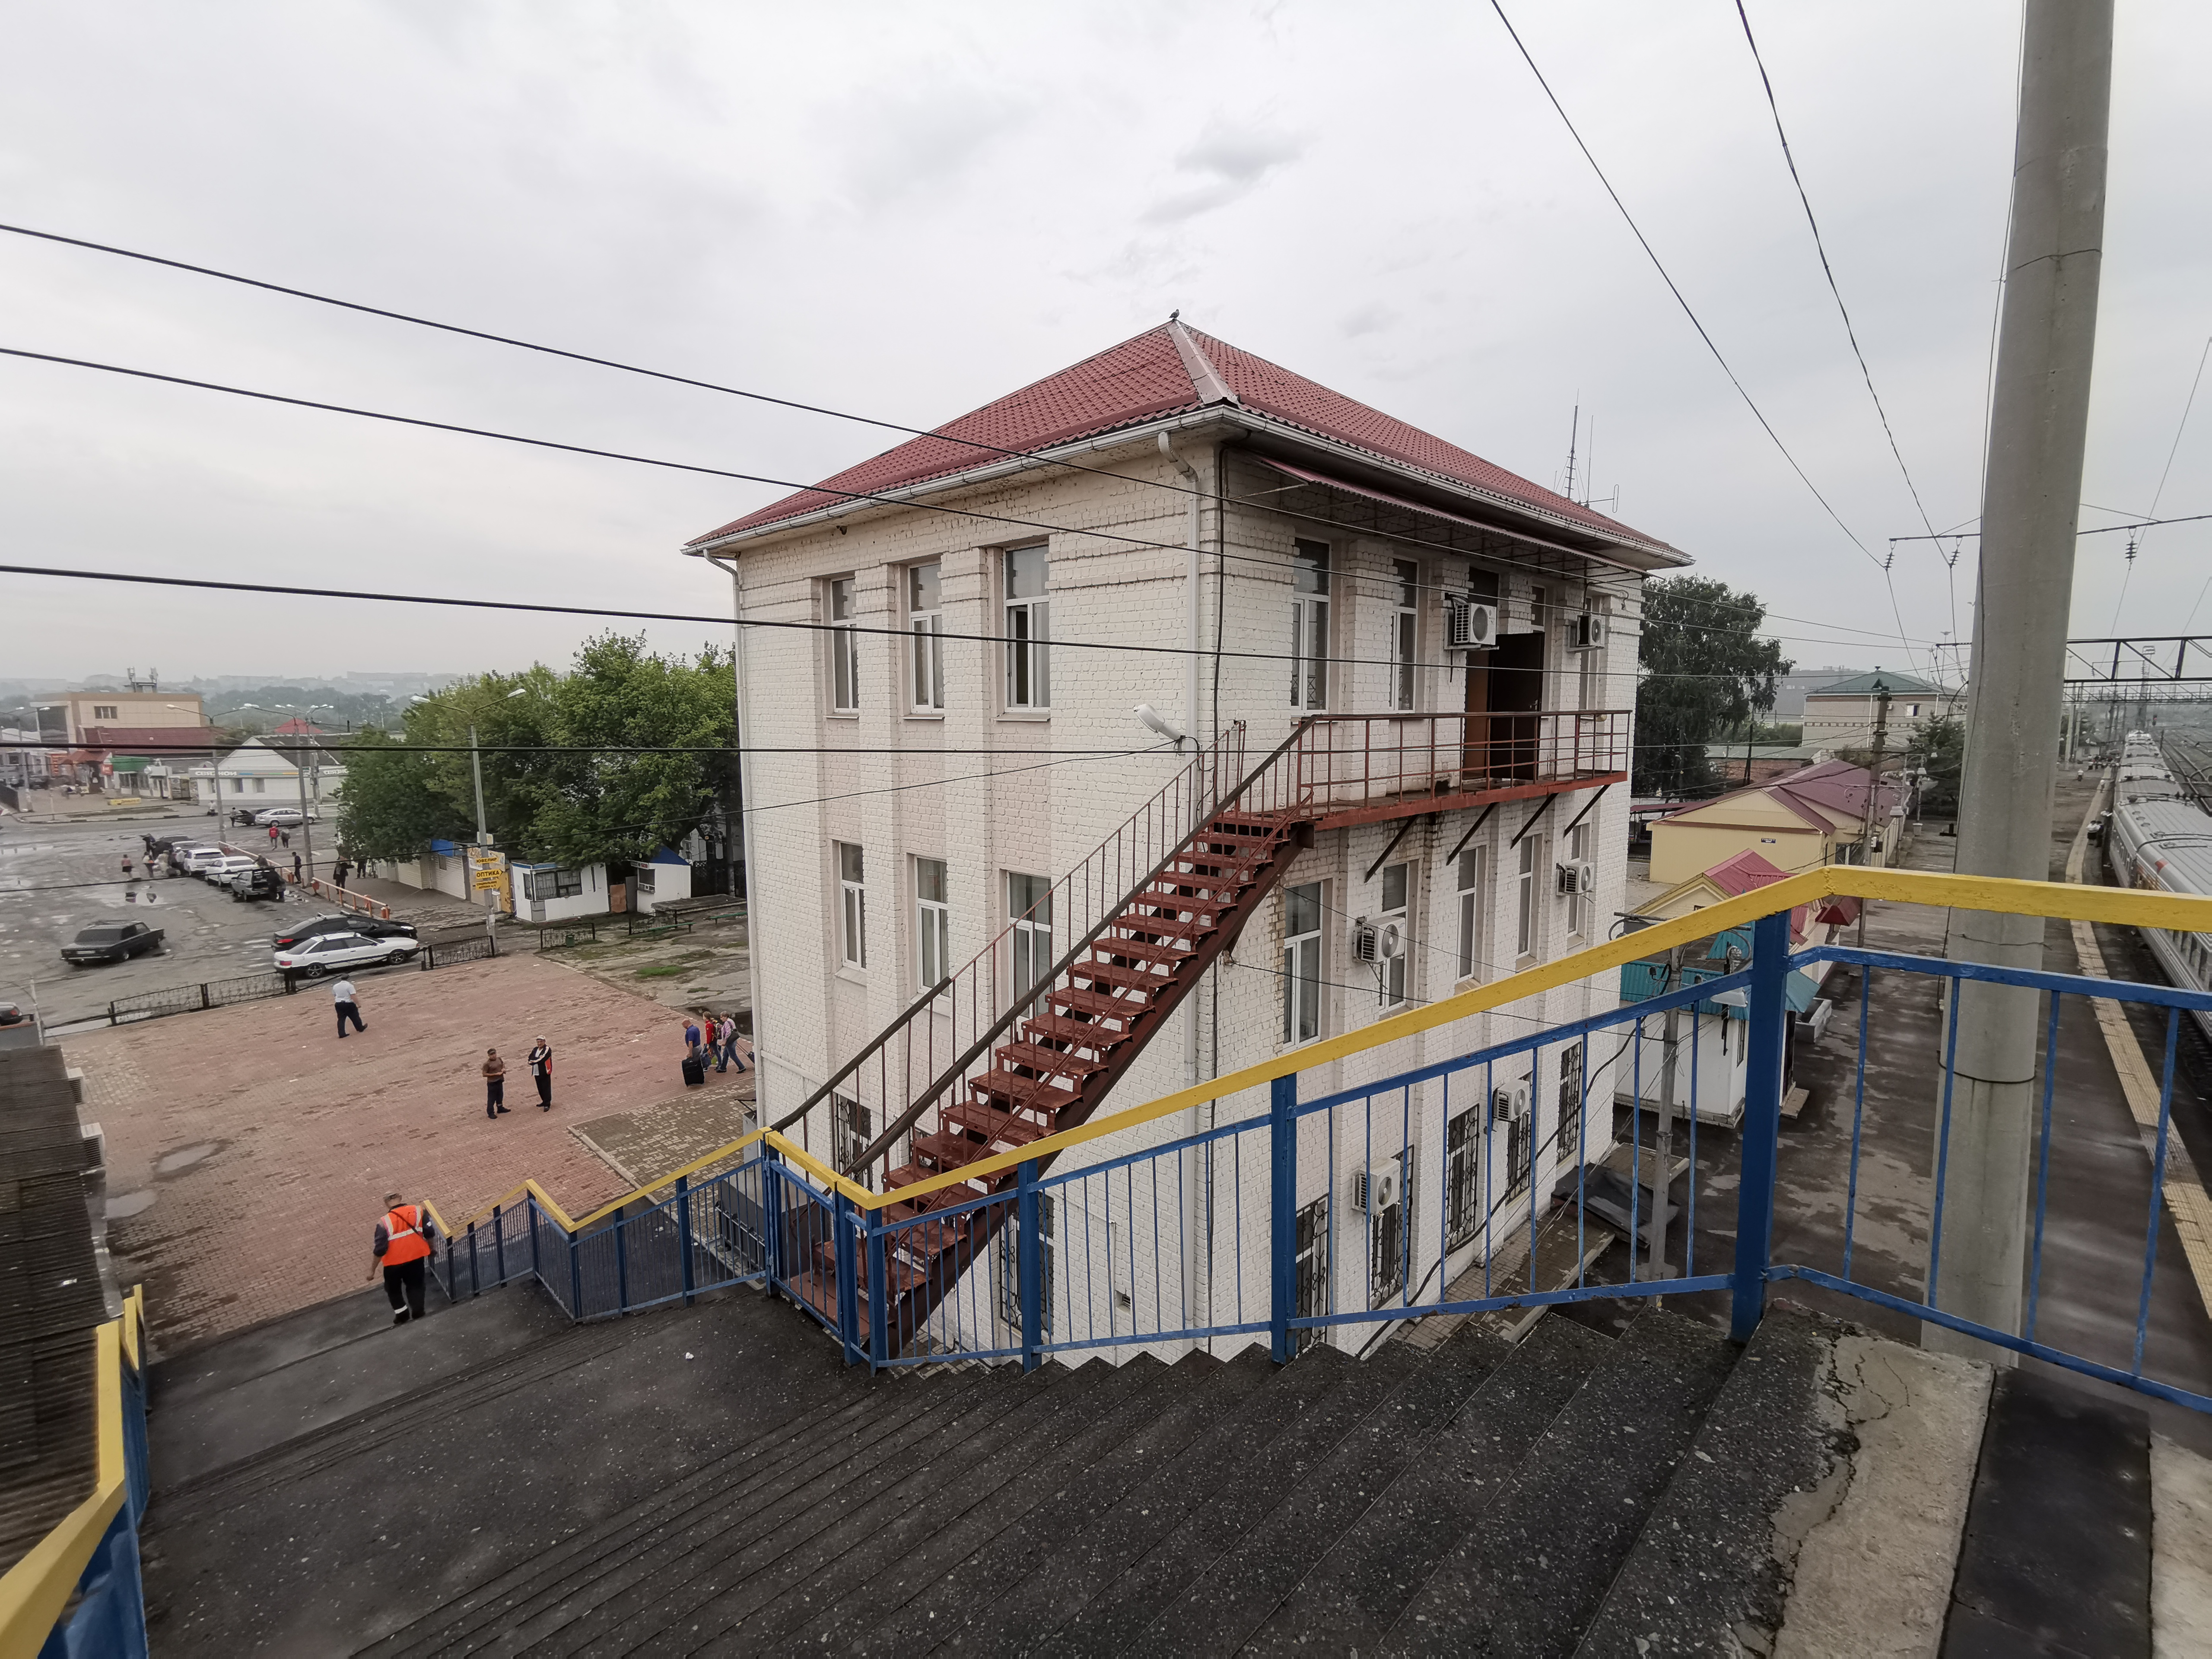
[272,913,419,950]
[62,922,165,966]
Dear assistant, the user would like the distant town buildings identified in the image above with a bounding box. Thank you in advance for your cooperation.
[1799,668,1948,751]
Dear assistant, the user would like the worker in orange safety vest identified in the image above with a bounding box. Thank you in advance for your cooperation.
[368,1191,435,1325]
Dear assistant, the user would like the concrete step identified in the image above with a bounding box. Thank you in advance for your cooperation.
[823,1348,1277,1656]
[1251,1310,1618,1653]
[1376,1307,1739,1655]
[512,1360,1110,1656]
[1033,1343,1431,1654]
[1140,1320,1521,1653]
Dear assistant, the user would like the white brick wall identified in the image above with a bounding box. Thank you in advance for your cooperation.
[718,432,1649,1362]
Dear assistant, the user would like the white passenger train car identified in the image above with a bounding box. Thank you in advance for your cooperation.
[2105,732,2212,1045]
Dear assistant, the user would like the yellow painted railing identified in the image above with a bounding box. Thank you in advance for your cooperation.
[0,1286,143,1659]
[423,867,2212,1229]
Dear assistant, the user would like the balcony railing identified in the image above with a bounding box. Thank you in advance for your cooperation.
[1286,709,1629,826]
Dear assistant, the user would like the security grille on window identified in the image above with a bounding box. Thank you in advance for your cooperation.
[997,1191,1055,1335]
[1446,1104,1483,1248]
[1294,1194,1331,1356]
[1498,1080,1534,1201]
[908,563,944,712]
[829,577,860,713]
[832,1095,870,1172]
[1456,845,1486,980]
[1557,1042,1586,1162]
[1008,872,1053,1001]
[1283,881,1322,1043]
[1566,820,1595,940]
[1004,547,1050,710]
[1516,833,1541,959]
[916,857,950,988]
[1289,540,1330,710]
[1377,861,1412,1007]
[1369,1147,1411,1308]
[836,842,866,969]
[1392,559,1418,711]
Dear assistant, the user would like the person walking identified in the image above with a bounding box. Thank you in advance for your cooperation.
[292,850,303,884]
[269,823,280,849]
[526,1037,553,1110]
[333,976,365,1038]
[683,1015,702,1060]
[334,858,351,890]
[482,1047,509,1117]
[366,1191,434,1325]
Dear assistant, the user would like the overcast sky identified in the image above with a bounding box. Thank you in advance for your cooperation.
[1,0,2205,692]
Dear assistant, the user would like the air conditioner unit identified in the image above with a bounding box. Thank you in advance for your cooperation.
[1568,612,1607,651]
[1446,597,1500,652]
[1351,918,1379,963]
[1377,921,1403,962]
[1491,1083,1531,1122]
[1351,1166,1398,1214]
[1555,859,1599,897]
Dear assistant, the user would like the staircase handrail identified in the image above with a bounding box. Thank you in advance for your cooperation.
[769,722,1248,1144]
[836,719,1311,1180]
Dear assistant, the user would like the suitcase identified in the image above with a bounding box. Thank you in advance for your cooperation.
[682,1053,706,1087]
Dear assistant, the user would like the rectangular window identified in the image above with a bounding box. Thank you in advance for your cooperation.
[252,777,266,794]
[1566,820,1594,941]
[93,705,118,720]
[908,563,944,712]
[1008,872,1053,1001]
[832,1094,871,1172]
[836,842,866,969]
[1516,833,1541,959]
[829,577,859,713]
[1446,1103,1483,1247]
[1557,1042,1586,1163]
[1294,1195,1331,1356]
[997,1191,1055,1335]
[1004,547,1050,711]
[556,866,584,899]
[1456,845,1487,980]
[1283,881,1322,1043]
[1369,1147,1410,1309]
[1290,540,1330,711]
[1392,558,1418,711]
[916,856,951,988]
[1377,861,1411,1007]
[1499,1081,1533,1202]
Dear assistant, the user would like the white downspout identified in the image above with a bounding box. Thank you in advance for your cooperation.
[703,551,766,1124]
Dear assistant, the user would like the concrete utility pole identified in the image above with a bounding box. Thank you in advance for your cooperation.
[1856,686,1891,948]
[1935,0,2112,1362]
[470,723,497,944]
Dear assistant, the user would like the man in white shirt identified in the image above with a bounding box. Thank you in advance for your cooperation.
[334,976,365,1039]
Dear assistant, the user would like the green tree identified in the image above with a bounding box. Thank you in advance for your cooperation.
[1906,712,1964,818]
[334,729,454,861]
[1634,576,1792,798]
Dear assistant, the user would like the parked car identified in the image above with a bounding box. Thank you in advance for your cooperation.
[0,999,25,1025]
[231,868,288,902]
[227,807,261,826]
[63,921,165,966]
[251,807,316,827]
[273,931,420,977]
[177,845,231,876]
[272,913,419,950]
[205,855,264,888]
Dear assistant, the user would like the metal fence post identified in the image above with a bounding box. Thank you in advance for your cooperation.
[614,1208,630,1313]
[493,1204,506,1285]
[1018,1159,1042,1373]
[466,1220,478,1299]
[762,1152,783,1299]
[677,1173,696,1306]
[1731,908,1791,1343]
[833,1190,861,1365]
[868,1206,890,1372]
[200,983,211,1010]
[528,1194,540,1284]
[568,1226,582,1318]
[1270,1074,1297,1364]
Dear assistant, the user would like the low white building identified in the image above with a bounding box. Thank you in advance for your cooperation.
[685,321,1692,1363]
[211,737,346,811]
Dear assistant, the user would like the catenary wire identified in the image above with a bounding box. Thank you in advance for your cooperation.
[1487,0,1920,674]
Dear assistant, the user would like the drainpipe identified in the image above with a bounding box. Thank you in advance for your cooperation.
[1160,431,1208,1338]
[703,551,765,1122]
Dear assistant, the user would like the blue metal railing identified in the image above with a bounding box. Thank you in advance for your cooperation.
[445,899,2212,1420]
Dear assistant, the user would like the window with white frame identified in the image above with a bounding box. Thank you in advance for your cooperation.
[828,577,859,714]
[836,841,866,969]
[1516,832,1541,960]
[1392,558,1418,711]
[908,563,944,713]
[997,1191,1055,1335]
[915,856,950,988]
[1290,540,1330,710]
[1377,861,1412,1007]
[93,705,118,721]
[1500,1077,1534,1201]
[252,777,266,794]
[1283,881,1323,1043]
[1578,596,1608,712]
[1456,844,1487,980]
[1003,547,1050,711]
[1369,1146,1412,1309]
[1566,818,1594,940]
[1008,872,1053,1001]
[1557,1041,1586,1162]
[1446,1103,1483,1247]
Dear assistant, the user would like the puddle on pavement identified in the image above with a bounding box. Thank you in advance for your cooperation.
[106,1190,156,1219]
[155,1141,220,1176]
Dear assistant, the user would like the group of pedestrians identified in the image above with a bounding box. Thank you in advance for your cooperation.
[683,1011,750,1077]
[480,1039,554,1118]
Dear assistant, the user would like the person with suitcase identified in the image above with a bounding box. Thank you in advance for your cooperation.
[681,1015,706,1087]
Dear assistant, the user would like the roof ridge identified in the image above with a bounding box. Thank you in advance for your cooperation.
[1165,319,1239,408]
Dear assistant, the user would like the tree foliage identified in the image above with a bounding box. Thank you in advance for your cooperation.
[336,635,736,868]
[1907,713,1964,818]
[1634,577,1792,799]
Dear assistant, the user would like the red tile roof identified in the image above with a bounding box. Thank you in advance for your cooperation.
[1700,847,1793,896]
[690,322,1669,550]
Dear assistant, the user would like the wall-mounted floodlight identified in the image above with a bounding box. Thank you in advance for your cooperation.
[1132,703,1189,750]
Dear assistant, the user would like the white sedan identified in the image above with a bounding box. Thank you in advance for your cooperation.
[273,931,421,977]
[252,807,318,826]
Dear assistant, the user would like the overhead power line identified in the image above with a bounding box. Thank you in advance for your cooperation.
[1486,0,1920,673]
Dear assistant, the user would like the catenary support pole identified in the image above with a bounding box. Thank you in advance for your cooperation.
[1936,0,2112,1362]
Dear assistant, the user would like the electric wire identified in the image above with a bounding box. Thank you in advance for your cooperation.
[2116,336,2212,636]
[1487,0,1919,674]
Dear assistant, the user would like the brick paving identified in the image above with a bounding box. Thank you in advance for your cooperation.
[64,953,713,1353]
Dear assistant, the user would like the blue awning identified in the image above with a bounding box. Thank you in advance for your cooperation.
[1704,969,1821,1014]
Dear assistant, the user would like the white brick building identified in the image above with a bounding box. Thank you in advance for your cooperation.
[684,321,1690,1361]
